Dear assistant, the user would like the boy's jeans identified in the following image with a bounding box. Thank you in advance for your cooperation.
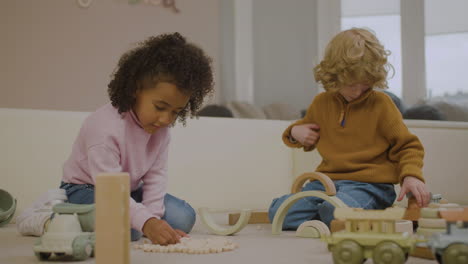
[60,182,196,241]
[268,180,396,230]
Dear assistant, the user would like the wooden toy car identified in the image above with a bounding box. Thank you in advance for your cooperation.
[322,207,417,264]
[427,207,468,264]
[33,204,95,261]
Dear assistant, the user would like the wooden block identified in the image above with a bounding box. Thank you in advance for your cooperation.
[335,207,405,220]
[418,218,446,229]
[229,211,269,225]
[439,207,468,222]
[410,246,435,260]
[95,173,130,264]
[395,220,413,234]
[330,219,346,233]
[420,207,440,219]
[403,197,421,221]
[416,227,446,238]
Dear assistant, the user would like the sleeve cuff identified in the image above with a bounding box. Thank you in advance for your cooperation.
[281,125,316,152]
[132,208,161,232]
[399,168,424,185]
[282,125,302,148]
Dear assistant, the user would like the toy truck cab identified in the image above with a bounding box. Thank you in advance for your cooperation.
[427,208,468,264]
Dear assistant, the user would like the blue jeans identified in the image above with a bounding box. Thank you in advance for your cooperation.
[268,180,396,230]
[60,182,196,241]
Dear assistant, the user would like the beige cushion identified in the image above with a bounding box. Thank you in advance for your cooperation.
[426,100,468,122]
[262,103,301,120]
[224,101,267,119]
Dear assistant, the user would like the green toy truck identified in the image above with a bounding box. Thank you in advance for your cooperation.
[33,203,95,261]
[322,207,417,264]
[427,208,468,264]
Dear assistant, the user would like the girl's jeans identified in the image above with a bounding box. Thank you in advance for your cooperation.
[268,180,396,230]
[60,182,196,241]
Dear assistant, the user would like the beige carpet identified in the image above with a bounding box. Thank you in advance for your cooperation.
[0,220,437,264]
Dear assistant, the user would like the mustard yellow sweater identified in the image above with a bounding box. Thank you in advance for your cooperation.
[283,89,424,184]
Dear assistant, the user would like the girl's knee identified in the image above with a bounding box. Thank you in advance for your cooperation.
[131,228,142,241]
[163,196,196,233]
[66,186,95,204]
[171,206,196,233]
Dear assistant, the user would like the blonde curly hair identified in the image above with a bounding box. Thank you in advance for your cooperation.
[314,28,393,91]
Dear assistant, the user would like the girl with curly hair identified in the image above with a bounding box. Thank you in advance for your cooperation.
[17,33,214,245]
[268,28,430,230]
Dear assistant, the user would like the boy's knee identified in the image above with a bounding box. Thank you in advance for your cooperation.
[318,202,336,227]
[268,198,282,222]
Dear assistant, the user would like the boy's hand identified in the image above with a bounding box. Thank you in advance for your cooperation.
[397,176,431,207]
[291,124,320,147]
[142,218,184,245]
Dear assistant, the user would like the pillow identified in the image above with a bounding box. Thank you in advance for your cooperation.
[224,101,267,119]
[262,103,301,120]
[426,100,468,122]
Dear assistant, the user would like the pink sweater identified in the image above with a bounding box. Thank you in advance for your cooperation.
[62,103,170,232]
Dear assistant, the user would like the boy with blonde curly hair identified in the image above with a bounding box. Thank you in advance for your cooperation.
[269,28,430,229]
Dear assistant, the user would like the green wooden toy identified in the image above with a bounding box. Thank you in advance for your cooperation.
[322,207,418,264]
[0,189,16,227]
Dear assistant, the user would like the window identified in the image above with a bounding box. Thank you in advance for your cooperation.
[425,0,468,101]
[341,0,402,97]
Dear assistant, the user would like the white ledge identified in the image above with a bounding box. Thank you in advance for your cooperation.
[404,119,468,129]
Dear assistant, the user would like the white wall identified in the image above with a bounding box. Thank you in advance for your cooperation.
[221,0,319,110]
[252,0,318,110]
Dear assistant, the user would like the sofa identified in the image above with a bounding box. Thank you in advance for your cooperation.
[2,107,468,264]
[1,108,468,222]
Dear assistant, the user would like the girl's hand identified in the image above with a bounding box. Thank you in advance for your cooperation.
[397,176,431,207]
[142,218,181,245]
[175,229,189,238]
[291,124,320,147]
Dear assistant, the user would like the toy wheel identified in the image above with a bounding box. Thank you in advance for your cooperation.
[35,252,51,260]
[442,243,468,264]
[90,233,96,257]
[373,241,406,264]
[332,240,364,264]
[72,235,93,260]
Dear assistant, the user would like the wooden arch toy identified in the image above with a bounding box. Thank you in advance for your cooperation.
[290,172,336,195]
[198,208,252,236]
[296,220,331,238]
[272,172,348,235]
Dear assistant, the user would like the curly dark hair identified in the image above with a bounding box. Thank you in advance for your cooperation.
[108,32,214,124]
